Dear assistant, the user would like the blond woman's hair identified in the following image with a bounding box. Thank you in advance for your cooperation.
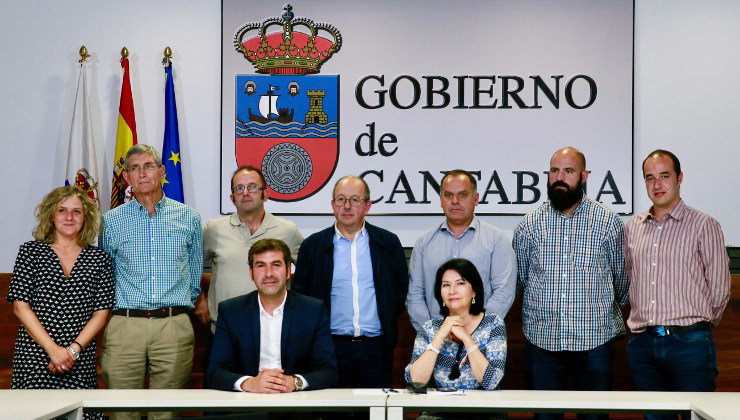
[33,185,100,247]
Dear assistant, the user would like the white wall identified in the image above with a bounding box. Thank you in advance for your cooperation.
[0,0,738,271]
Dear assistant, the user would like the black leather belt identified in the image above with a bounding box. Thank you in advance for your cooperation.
[112,306,190,318]
[642,321,712,337]
[332,334,383,343]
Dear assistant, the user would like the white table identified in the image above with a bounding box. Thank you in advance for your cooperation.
[0,389,388,420]
[685,393,740,420]
[2,389,739,420]
[0,390,85,420]
[385,390,740,420]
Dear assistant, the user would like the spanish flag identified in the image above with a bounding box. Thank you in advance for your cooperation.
[111,56,138,208]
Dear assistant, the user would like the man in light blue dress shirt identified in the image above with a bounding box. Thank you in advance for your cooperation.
[406,169,517,331]
[293,176,408,388]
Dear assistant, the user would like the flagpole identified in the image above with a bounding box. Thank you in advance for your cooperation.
[79,45,89,63]
[163,46,172,66]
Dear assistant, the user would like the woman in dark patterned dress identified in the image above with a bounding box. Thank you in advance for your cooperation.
[7,186,114,417]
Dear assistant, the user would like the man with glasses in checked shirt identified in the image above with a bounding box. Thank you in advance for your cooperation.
[196,165,303,379]
[513,147,628,420]
[99,144,203,420]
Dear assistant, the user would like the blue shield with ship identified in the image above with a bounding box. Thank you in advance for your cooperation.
[235,75,339,201]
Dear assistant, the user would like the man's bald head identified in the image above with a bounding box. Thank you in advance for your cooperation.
[550,147,586,172]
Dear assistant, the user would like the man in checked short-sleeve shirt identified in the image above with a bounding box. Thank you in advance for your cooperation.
[99,144,202,420]
[513,147,627,420]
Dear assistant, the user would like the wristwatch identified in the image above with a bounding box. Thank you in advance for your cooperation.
[426,343,440,354]
[293,375,304,391]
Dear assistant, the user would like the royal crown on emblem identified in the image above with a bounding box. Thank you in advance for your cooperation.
[234,4,342,75]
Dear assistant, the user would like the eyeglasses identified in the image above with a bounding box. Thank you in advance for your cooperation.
[333,196,366,206]
[448,343,464,380]
[232,184,265,194]
[127,163,159,173]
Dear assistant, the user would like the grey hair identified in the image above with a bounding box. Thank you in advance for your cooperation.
[125,144,163,170]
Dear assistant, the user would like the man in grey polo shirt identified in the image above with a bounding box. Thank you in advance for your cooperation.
[406,169,517,331]
[195,166,303,364]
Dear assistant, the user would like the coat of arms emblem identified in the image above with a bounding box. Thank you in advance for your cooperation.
[233,4,341,201]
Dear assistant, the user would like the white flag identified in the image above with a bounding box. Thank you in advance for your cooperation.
[65,60,100,205]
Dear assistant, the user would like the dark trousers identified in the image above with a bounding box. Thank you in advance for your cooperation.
[627,330,717,420]
[332,335,392,388]
[525,339,614,420]
[203,329,215,388]
[319,335,392,420]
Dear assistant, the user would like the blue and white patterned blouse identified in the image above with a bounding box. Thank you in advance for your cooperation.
[404,314,506,390]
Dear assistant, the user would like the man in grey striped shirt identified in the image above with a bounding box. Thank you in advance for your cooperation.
[625,149,730,418]
[514,147,627,420]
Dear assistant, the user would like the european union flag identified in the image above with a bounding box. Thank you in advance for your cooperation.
[162,59,184,203]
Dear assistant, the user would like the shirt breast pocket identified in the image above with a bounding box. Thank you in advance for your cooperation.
[571,235,607,274]
[165,226,191,261]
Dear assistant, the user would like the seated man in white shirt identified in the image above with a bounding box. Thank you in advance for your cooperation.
[206,238,337,392]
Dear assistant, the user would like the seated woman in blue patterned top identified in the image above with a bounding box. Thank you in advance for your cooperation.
[405,258,506,392]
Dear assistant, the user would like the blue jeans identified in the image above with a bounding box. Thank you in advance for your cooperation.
[627,330,717,420]
[525,339,614,420]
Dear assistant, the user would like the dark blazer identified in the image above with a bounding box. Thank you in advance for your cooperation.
[207,290,337,392]
[291,222,409,356]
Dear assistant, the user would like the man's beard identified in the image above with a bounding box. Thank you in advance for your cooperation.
[547,178,584,212]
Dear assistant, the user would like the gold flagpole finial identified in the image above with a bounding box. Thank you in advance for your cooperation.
[121,47,129,59]
[79,45,90,63]
[163,46,172,66]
